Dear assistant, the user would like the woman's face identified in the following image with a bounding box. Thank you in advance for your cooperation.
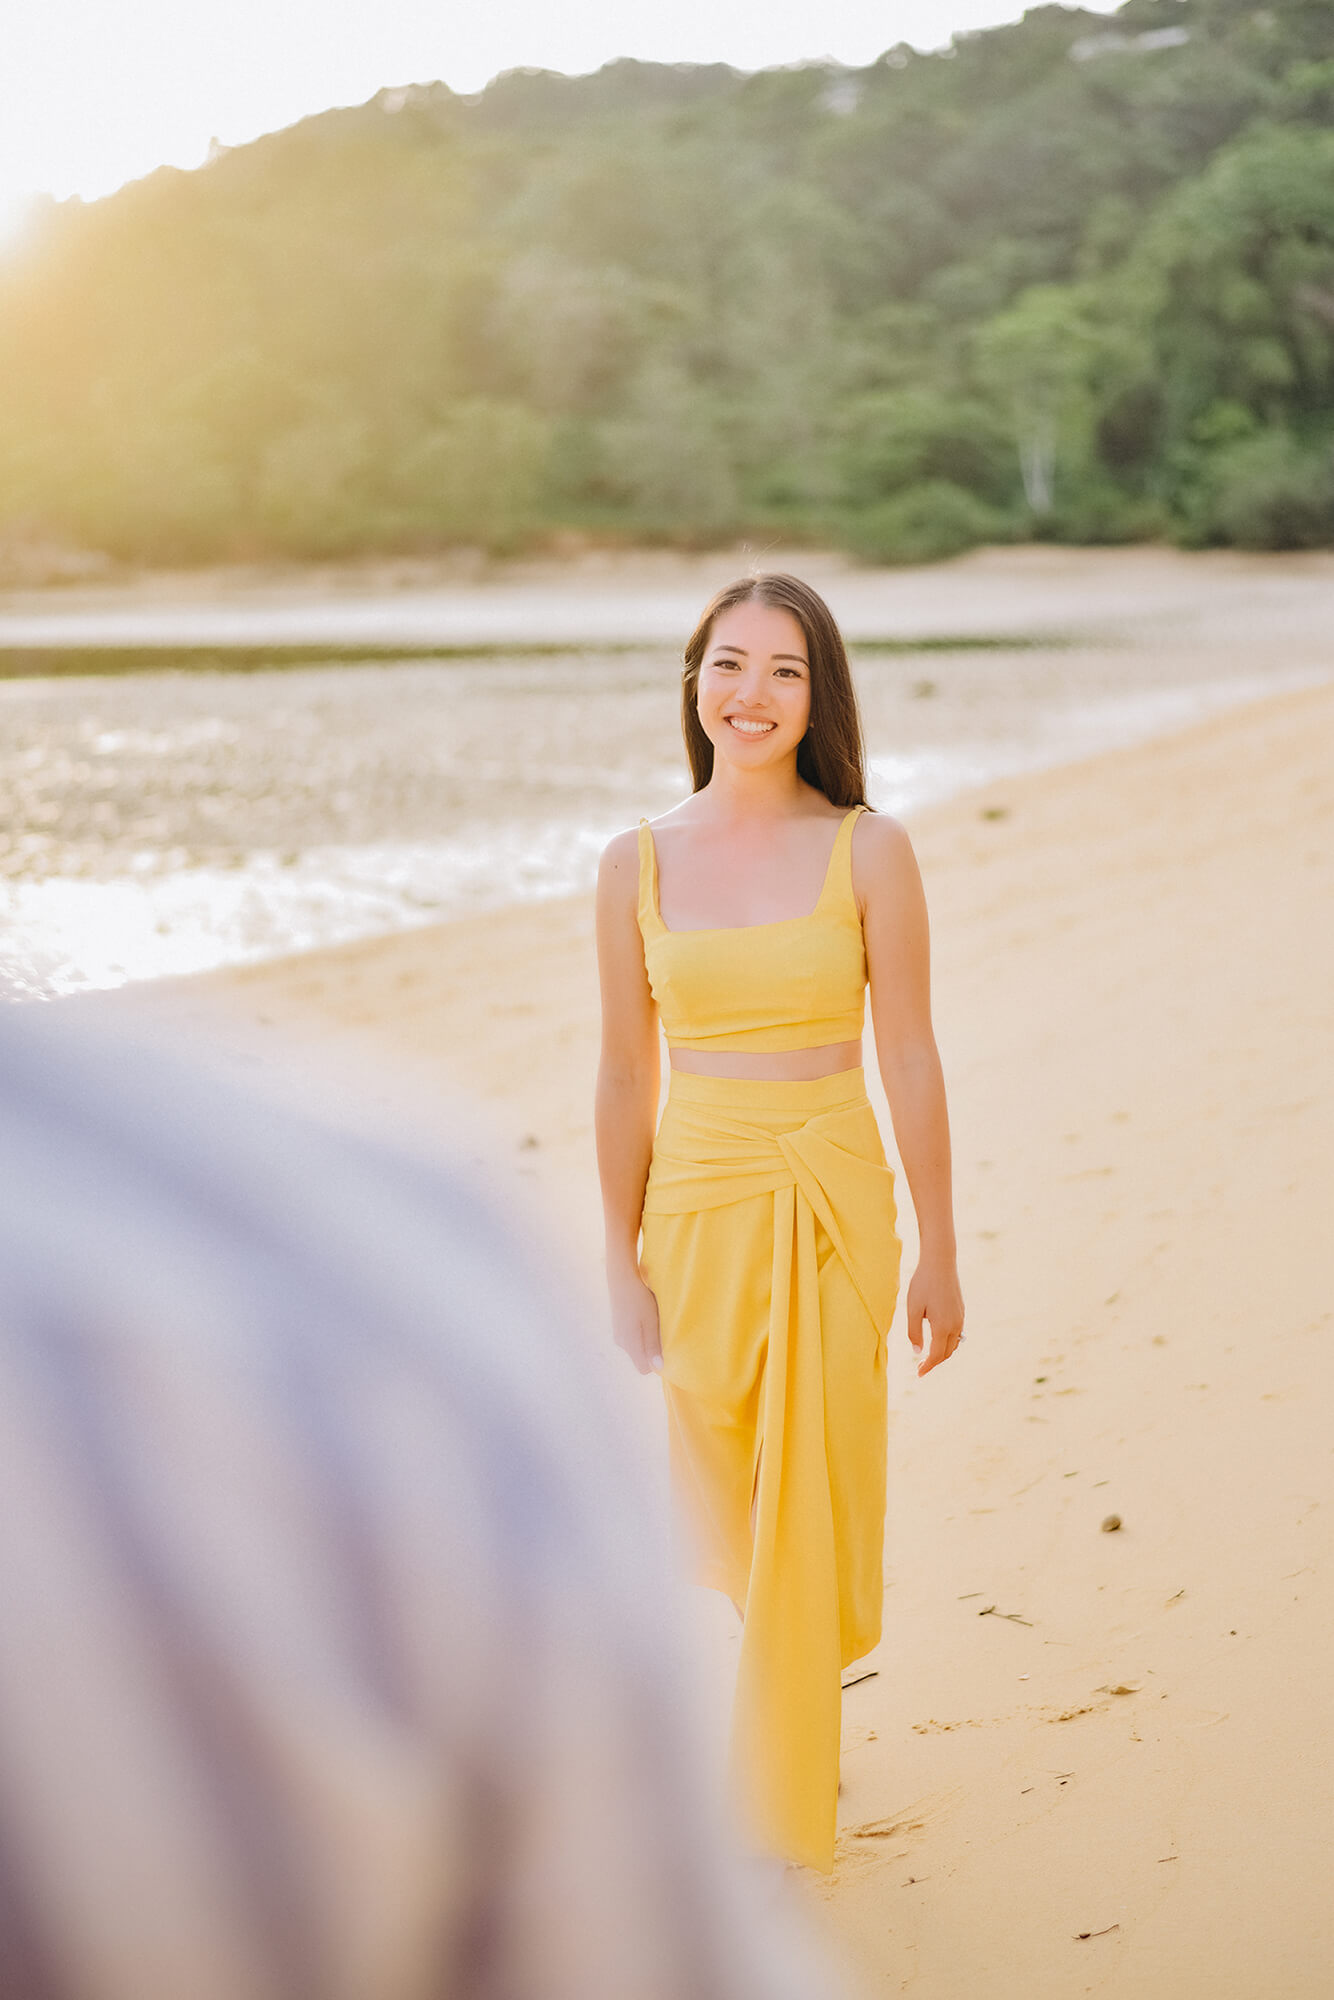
[695,601,812,775]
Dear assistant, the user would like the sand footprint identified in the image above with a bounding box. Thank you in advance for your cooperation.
[846,1784,967,1843]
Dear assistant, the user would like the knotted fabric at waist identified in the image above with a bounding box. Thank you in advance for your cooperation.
[642,1068,898,1337]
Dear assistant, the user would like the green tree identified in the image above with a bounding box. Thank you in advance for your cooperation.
[392,400,553,550]
[973,285,1108,513]
[1136,123,1334,439]
[2,5,1334,564]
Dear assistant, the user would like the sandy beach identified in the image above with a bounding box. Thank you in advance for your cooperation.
[5,544,1332,1000]
[4,540,1334,656]
[67,636,1334,1995]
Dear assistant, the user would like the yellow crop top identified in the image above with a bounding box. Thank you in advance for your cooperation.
[636,806,869,1053]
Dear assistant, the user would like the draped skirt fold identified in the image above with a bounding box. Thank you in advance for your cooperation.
[640,1068,901,1872]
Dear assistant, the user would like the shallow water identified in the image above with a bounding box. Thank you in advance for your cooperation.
[1,645,1326,999]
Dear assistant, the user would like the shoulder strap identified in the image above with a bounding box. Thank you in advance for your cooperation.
[826,805,866,916]
[636,820,663,934]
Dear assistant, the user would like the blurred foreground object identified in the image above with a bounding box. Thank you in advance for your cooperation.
[0,1015,838,2000]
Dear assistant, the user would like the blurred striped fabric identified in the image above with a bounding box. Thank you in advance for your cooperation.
[0,1014,840,2000]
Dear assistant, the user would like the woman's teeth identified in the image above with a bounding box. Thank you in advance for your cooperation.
[727,717,775,735]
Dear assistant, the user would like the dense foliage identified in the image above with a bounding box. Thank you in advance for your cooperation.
[3,0,1333,564]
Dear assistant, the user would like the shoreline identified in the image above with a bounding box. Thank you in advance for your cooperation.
[4,541,1334,654]
[65,673,1334,1995]
[4,549,1329,998]
[7,542,1330,1001]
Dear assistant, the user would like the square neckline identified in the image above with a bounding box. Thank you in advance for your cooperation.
[641,808,860,937]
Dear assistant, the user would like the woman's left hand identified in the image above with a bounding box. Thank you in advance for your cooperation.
[907,1258,965,1377]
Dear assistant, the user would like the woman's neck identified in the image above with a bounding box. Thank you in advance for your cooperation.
[698,761,812,820]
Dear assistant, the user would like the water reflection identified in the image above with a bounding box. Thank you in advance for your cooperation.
[1,646,1326,999]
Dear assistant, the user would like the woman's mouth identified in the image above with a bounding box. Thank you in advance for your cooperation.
[725,717,776,736]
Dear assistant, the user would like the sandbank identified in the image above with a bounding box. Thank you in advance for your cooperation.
[69,672,1334,1997]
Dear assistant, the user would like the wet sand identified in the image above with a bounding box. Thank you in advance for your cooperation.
[4,544,1332,997]
[70,657,1334,1997]
[4,540,1334,654]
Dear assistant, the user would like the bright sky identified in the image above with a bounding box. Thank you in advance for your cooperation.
[2,0,1121,239]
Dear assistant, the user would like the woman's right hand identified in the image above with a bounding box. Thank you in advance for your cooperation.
[608,1265,663,1376]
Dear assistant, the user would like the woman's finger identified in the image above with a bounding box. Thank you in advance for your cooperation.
[641,1297,663,1374]
[636,1314,663,1376]
[613,1323,649,1373]
[935,1324,965,1369]
[917,1314,962,1375]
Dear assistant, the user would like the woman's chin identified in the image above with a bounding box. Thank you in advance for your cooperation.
[706,730,793,769]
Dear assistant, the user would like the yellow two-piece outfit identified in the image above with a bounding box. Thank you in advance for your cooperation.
[636,806,901,1872]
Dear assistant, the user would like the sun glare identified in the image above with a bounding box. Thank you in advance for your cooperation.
[0,190,42,253]
[2,1,1121,225]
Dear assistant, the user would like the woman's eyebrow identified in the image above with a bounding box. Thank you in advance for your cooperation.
[709,646,809,664]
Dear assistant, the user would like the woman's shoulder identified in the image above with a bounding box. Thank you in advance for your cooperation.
[600,802,700,872]
[850,808,920,897]
[851,807,911,855]
[641,800,697,833]
[597,823,648,899]
[600,823,644,865]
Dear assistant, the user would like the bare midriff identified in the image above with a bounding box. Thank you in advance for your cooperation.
[669,1038,863,1080]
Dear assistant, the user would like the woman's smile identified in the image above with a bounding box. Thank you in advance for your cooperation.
[695,600,814,772]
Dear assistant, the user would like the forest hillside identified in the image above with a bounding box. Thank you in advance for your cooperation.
[3,0,1333,566]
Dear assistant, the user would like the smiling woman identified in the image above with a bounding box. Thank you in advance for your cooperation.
[680,575,867,812]
[594,572,965,1873]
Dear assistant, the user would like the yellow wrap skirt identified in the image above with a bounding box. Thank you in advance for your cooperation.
[639,1068,901,1872]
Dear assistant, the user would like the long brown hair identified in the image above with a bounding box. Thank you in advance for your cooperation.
[680,573,869,807]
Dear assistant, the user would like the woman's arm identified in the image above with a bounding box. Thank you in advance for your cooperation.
[858,814,965,1377]
[594,829,664,1375]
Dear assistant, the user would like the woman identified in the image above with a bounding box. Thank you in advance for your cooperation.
[595,572,964,1873]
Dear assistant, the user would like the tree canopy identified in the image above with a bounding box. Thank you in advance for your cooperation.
[3,0,1333,565]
